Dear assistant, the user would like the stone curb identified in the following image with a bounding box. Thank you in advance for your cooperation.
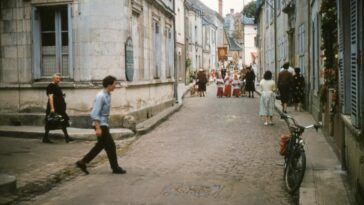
[135,83,189,136]
[0,126,134,141]
[136,103,183,135]
[0,174,16,195]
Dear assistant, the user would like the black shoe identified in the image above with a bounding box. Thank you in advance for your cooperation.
[42,138,53,143]
[76,161,89,175]
[65,137,74,143]
[112,167,126,174]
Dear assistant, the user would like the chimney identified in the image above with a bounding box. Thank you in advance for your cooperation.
[218,0,223,16]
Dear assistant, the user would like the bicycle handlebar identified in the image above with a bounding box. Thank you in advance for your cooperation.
[280,113,322,132]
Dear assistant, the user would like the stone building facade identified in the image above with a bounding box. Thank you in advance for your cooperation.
[0,0,175,127]
[175,0,186,83]
[257,0,364,202]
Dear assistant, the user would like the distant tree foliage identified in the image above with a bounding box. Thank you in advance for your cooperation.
[241,1,257,18]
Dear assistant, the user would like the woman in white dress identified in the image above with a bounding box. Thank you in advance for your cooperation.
[259,71,276,125]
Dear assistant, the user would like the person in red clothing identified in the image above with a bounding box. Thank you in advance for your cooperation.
[224,72,232,97]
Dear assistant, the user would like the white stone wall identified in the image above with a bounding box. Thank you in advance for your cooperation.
[243,25,257,66]
[175,0,185,44]
[0,0,175,123]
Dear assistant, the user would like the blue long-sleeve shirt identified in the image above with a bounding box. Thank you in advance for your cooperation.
[90,89,111,127]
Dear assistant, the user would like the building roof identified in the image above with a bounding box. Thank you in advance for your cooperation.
[241,15,255,25]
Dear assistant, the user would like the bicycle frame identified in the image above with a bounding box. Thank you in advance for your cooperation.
[281,113,321,193]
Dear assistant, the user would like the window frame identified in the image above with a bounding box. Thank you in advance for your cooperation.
[32,4,73,80]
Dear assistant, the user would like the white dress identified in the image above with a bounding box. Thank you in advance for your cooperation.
[259,79,276,116]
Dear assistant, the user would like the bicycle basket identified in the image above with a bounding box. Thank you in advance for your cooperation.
[279,133,291,156]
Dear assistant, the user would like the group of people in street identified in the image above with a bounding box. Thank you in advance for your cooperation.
[43,60,305,174]
[216,65,256,98]
[44,73,126,175]
[258,62,305,125]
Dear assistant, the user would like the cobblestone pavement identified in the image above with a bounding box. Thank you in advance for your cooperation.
[0,136,136,203]
[25,85,296,205]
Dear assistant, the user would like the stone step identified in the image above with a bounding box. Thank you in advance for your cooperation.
[0,126,134,141]
[0,174,16,195]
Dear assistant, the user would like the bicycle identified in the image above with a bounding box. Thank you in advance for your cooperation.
[280,113,321,194]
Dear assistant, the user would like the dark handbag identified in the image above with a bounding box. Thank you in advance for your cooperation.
[275,91,281,100]
[46,112,64,130]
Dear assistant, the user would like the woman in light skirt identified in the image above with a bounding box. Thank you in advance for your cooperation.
[259,71,276,125]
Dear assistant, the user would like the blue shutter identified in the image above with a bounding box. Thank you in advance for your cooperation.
[32,7,41,79]
[350,0,359,127]
[337,0,345,112]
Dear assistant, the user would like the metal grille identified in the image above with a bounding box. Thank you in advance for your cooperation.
[42,46,57,76]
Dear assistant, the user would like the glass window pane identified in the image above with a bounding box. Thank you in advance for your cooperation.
[62,32,68,46]
[40,7,55,31]
[41,33,55,46]
[61,6,68,31]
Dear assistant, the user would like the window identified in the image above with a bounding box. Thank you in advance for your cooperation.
[311,17,319,92]
[153,20,161,78]
[298,24,305,73]
[132,13,143,80]
[277,0,281,13]
[32,5,73,79]
[165,26,173,78]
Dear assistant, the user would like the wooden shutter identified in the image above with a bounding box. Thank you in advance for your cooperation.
[32,7,41,79]
[350,0,359,127]
[337,0,345,112]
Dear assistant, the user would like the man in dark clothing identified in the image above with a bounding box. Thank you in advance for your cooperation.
[245,66,256,98]
[197,69,208,97]
[221,66,227,79]
[278,63,293,113]
[76,76,126,175]
[43,73,74,143]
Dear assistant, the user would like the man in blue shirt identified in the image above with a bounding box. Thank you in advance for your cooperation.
[76,75,126,174]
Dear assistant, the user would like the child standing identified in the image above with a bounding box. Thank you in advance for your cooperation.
[216,75,224,98]
[232,75,241,97]
[224,73,232,97]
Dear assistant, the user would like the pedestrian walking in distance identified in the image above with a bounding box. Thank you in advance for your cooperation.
[43,73,74,143]
[245,66,256,98]
[197,69,208,97]
[216,74,224,98]
[232,75,241,97]
[76,76,126,175]
[259,71,276,125]
[292,67,305,111]
[224,72,232,97]
[278,62,293,113]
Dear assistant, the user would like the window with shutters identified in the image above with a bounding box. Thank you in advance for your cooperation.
[349,0,360,127]
[153,20,161,79]
[32,5,73,79]
[298,24,305,73]
[338,0,361,128]
[132,13,143,80]
[165,26,173,78]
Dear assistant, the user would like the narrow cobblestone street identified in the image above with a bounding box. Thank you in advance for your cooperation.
[24,85,296,205]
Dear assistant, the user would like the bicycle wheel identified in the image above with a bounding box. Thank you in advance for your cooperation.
[284,148,306,193]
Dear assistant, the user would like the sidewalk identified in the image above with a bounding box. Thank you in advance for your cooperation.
[0,83,192,204]
[256,88,354,205]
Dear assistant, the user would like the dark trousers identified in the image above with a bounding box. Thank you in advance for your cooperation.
[82,126,119,170]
